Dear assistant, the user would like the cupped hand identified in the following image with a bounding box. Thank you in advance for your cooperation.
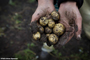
[31,0,55,23]
[55,2,82,48]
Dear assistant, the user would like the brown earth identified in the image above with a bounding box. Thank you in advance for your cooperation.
[0,0,90,60]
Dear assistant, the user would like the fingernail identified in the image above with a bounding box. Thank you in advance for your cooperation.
[77,35,81,40]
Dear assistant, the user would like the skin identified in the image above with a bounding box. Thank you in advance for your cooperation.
[55,2,82,47]
[31,0,55,22]
[31,0,82,47]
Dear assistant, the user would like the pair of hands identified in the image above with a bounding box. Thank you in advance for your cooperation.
[31,0,82,48]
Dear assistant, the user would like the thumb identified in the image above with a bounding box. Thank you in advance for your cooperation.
[75,14,82,40]
[31,9,45,23]
[73,8,82,40]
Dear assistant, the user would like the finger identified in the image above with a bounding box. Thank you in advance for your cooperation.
[31,8,45,23]
[58,9,73,32]
[31,7,55,23]
[59,19,73,32]
[54,28,74,48]
[60,32,74,45]
[74,9,82,40]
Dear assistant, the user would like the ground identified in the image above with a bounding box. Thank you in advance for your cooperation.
[0,0,90,60]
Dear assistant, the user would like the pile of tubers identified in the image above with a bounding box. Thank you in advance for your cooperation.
[32,11,65,46]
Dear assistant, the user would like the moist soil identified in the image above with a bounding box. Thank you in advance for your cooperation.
[0,0,90,60]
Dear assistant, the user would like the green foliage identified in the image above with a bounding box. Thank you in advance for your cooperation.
[15,20,21,24]
[58,53,62,57]
[69,51,89,60]
[27,43,30,48]
[50,48,89,60]
[9,0,16,6]
[13,13,22,25]
[30,43,35,47]
[13,13,22,20]
[53,49,62,57]
[79,47,83,53]
[27,43,35,48]
[27,0,35,3]
[15,43,36,60]
[11,13,23,30]
[15,49,37,60]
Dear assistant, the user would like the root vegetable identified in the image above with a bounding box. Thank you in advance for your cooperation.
[48,19,55,28]
[45,27,52,34]
[51,11,60,20]
[48,34,58,44]
[46,34,50,37]
[39,17,48,26]
[53,23,65,36]
[33,32,41,40]
[37,24,44,33]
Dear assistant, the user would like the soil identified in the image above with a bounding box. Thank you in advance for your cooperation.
[0,0,90,60]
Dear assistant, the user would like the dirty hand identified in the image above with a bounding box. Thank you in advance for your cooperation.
[55,2,82,48]
[31,0,55,22]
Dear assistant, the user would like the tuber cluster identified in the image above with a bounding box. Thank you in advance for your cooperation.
[32,11,65,46]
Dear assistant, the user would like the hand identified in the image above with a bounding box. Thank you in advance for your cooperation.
[54,2,82,48]
[31,0,55,23]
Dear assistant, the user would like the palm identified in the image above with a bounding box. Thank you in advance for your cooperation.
[55,2,82,48]
[31,3,55,22]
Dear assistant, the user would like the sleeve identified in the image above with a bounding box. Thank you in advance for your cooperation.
[58,0,84,9]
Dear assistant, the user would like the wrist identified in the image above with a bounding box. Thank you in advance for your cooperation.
[59,2,76,8]
[38,0,54,6]
[58,0,83,9]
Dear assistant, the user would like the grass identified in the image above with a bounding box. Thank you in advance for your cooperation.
[49,48,89,60]
[14,49,37,60]
[14,43,37,60]
[27,0,35,3]
[9,13,23,30]
[9,0,16,6]
[27,43,35,48]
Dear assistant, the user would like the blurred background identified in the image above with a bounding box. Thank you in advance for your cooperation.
[0,0,90,60]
